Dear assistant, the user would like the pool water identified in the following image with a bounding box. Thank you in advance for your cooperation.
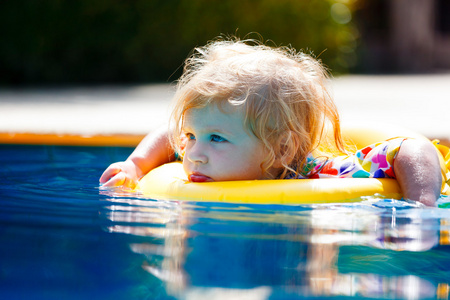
[1,144,450,299]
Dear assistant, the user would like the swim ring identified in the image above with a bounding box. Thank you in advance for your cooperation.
[138,123,450,204]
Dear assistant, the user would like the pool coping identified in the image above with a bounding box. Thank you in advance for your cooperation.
[0,132,144,147]
[2,131,449,148]
[1,75,449,146]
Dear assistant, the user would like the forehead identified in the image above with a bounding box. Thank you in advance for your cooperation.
[183,103,246,131]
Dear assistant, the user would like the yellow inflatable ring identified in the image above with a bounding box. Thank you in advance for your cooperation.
[138,123,448,204]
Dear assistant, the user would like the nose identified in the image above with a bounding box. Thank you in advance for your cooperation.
[185,141,208,164]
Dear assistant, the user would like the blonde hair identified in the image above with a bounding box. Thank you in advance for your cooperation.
[170,38,346,179]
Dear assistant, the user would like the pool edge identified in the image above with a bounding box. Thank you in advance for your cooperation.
[0,132,145,147]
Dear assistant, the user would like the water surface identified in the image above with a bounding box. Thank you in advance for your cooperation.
[1,145,450,299]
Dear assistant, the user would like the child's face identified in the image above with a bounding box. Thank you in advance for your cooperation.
[182,103,279,182]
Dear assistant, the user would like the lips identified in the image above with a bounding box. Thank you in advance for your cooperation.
[189,172,213,182]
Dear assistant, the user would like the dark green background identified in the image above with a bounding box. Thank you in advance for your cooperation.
[0,0,358,85]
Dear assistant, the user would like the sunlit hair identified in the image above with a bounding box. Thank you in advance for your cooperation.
[170,37,347,179]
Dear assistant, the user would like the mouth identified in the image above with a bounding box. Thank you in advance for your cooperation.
[189,172,214,182]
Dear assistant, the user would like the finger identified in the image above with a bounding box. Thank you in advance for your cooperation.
[101,173,126,188]
[99,164,122,183]
[122,177,138,190]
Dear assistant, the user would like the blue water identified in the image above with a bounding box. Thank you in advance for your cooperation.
[1,144,450,299]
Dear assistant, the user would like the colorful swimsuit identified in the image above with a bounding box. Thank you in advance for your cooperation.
[294,137,406,179]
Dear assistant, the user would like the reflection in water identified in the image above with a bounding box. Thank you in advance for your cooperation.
[4,145,447,299]
[103,196,450,299]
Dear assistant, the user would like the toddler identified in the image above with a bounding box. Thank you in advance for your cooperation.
[100,38,447,206]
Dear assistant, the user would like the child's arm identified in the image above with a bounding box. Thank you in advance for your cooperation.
[394,139,442,206]
[99,127,175,189]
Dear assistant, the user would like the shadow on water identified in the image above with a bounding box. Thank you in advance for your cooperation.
[1,145,450,299]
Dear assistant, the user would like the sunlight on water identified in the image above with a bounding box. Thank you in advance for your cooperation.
[1,145,450,299]
[100,185,450,299]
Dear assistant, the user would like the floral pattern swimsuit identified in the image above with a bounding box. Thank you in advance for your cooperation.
[294,138,406,179]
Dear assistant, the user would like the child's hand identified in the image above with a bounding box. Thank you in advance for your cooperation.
[99,128,175,190]
[99,160,143,190]
[394,139,442,206]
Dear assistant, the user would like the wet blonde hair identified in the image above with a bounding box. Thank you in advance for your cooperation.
[170,38,346,179]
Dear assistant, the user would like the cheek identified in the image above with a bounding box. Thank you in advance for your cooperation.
[238,147,267,172]
[182,158,188,172]
[248,145,273,175]
[247,143,268,163]
[182,150,192,168]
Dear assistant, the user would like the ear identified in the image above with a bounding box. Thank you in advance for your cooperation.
[264,151,284,180]
[272,154,284,169]
[272,131,296,169]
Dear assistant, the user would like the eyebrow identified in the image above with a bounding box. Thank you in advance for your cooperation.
[182,123,234,137]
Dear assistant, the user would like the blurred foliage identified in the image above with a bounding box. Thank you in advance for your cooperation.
[0,0,358,85]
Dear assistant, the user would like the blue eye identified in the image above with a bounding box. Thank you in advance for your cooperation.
[210,134,227,142]
[186,133,196,140]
